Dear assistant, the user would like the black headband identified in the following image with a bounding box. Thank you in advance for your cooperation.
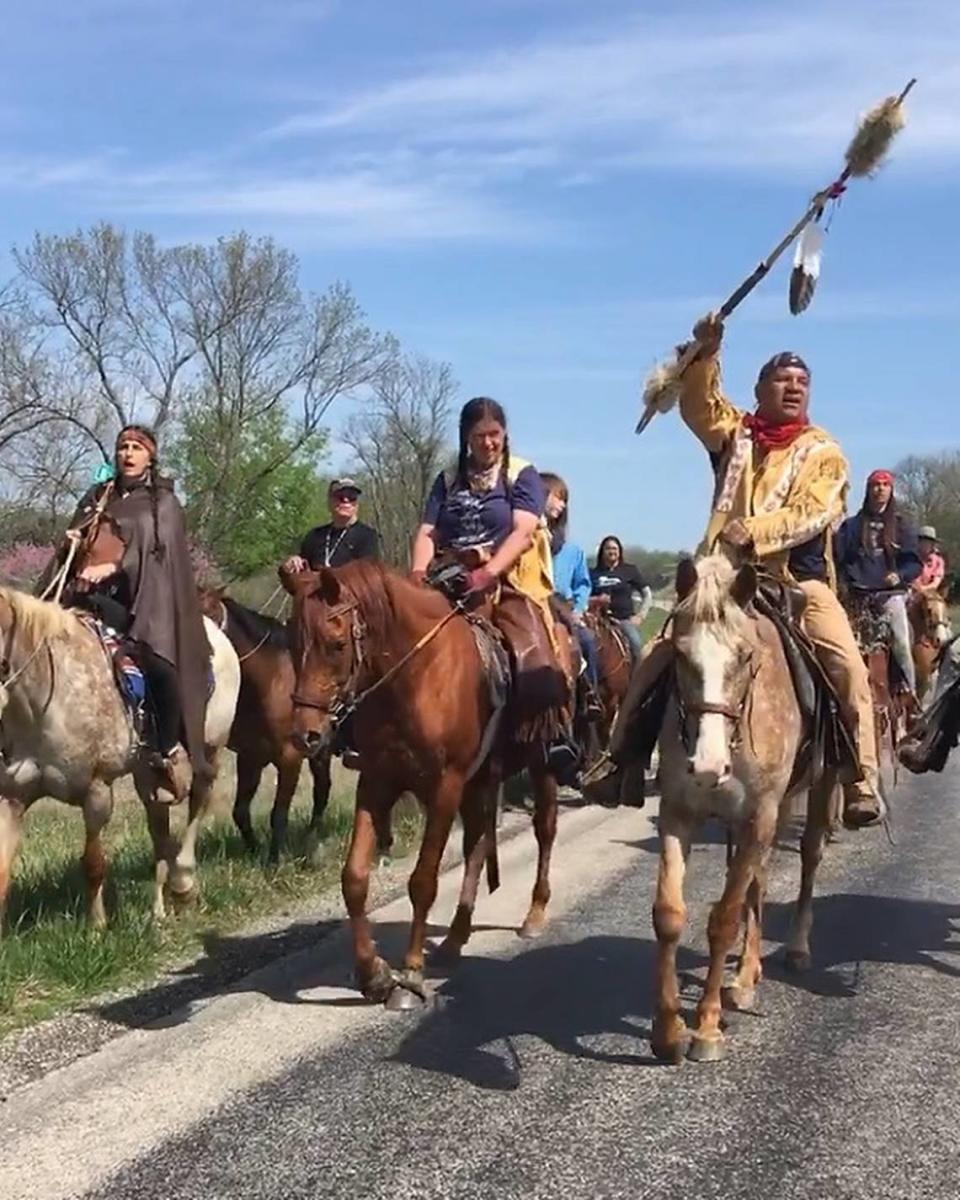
[757,352,810,383]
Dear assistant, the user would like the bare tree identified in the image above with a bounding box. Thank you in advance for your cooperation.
[342,355,457,565]
[0,225,396,550]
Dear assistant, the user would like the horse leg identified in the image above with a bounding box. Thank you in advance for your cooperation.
[724,847,771,1012]
[0,796,24,934]
[435,772,495,963]
[519,761,558,939]
[786,774,833,972]
[139,770,175,921]
[233,751,264,855]
[386,770,462,1010]
[689,812,774,1062]
[167,749,219,907]
[82,782,114,929]
[343,774,395,1003]
[650,818,692,1063]
[307,749,332,835]
[268,749,302,865]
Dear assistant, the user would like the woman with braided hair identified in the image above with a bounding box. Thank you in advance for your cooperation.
[39,425,211,802]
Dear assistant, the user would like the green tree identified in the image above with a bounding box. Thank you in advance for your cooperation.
[170,405,328,578]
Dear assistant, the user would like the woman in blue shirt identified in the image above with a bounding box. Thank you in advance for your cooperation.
[541,472,599,688]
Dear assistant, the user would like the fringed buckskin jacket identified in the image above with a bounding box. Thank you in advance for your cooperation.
[680,353,849,590]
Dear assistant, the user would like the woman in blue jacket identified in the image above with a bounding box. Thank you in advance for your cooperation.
[541,472,599,687]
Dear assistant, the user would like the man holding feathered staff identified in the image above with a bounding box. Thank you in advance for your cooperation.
[608,82,916,828]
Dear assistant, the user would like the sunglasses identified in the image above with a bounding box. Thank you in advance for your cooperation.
[332,490,360,502]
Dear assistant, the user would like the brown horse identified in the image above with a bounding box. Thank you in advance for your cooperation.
[198,589,332,863]
[909,585,952,704]
[283,559,563,1010]
[585,596,632,747]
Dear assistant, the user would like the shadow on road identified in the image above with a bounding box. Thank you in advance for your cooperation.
[388,934,709,1089]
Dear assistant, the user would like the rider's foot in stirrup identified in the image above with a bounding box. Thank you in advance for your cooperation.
[842,781,882,829]
[154,743,191,805]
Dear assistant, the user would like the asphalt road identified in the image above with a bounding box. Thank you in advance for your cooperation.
[5,764,960,1200]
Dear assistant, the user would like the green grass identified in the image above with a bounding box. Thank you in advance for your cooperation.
[0,764,423,1038]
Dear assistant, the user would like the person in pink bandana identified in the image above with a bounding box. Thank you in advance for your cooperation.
[914,525,947,593]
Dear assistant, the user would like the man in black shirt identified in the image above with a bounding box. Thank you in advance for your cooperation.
[285,478,380,573]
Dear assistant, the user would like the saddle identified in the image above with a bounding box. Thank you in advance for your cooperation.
[753,580,860,789]
[80,615,152,742]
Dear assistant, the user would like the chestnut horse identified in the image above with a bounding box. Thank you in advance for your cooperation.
[198,589,332,862]
[284,559,564,1010]
[909,585,952,704]
[585,596,632,749]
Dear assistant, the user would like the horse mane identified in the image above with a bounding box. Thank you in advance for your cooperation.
[222,596,289,649]
[331,559,451,641]
[0,586,82,646]
[676,555,751,644]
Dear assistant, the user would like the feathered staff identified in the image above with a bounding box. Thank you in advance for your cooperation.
[636,79,916,436]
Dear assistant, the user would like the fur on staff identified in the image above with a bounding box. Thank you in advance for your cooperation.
[845,79,914,177]
[642,358,684,414]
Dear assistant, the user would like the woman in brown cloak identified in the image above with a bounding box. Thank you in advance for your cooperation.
[40,426,211,802]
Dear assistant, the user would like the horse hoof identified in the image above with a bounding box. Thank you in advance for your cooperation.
[384,986,424,1013]
[167,886,198,914]
[518,915,547,940]
[358,958,394,1004]
[784,949,811,974]
[721,986,755,1012]
[651,1039,687,1065]
[687,1035,726,1063]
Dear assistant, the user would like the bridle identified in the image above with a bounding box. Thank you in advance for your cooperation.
[290,593,465,731]
[672,634,759,757]
[291,598,368,727]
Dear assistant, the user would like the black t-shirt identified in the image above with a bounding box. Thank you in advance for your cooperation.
[300,521,380,569]
[590,562,647,621]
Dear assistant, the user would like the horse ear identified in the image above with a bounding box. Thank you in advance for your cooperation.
[315,568,341,606]
[675,557,698,602]
[279,565,321,598]
[731,563,758,608]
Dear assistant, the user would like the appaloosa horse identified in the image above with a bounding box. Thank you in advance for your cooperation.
[283,559,569,1010]
[0,588,239,928]
[909,585,952,704]
[652,556,836,1063]
[199,588,332,862]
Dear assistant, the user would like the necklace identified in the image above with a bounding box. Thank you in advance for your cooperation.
[323,526,350,567]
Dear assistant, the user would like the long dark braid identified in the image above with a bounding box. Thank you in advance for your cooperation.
[456,396,510,488]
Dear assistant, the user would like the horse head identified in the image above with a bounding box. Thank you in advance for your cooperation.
[671,556,759,790]
[197,586,227,629]
[913,584,953,649]
[281,565,363,758]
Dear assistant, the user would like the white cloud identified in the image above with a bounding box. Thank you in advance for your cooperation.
[267,2,960,177]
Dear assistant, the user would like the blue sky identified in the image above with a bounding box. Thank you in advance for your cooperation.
[1,0,957,552]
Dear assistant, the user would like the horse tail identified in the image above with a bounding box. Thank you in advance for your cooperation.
[485,783,501,895]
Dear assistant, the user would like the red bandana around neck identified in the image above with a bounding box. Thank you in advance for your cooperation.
[742,411,810,454]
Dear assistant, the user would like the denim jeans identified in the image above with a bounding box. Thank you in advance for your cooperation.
[883,592,916,692]
[618,618,644,660]
[576,624,599,685]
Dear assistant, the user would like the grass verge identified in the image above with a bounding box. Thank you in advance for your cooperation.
[0,765,422,1039]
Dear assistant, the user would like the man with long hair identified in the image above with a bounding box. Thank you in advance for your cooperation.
[835,469,922,696]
